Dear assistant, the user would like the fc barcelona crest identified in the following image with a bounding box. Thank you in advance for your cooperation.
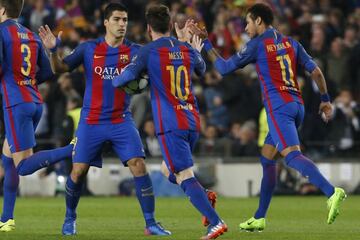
[119,54,129,64]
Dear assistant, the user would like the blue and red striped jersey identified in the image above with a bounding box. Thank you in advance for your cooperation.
[63,37,140,124]
[113,36,206,134]
[212,28,317,112]
[0,19,53,108]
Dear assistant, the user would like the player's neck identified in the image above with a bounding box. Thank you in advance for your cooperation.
[0,16,13,23]
[258,25,272,36]
[151,32,171,41]
[104,34,124,48]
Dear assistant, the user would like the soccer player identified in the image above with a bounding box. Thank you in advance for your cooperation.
[38,2,170,236]
[193,3,346,231]
[113,5,227,240]
[0,0,75,232]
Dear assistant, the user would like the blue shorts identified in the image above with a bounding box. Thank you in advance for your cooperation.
[3,102,43,153]
[72,120,145,168]
[264,102,304,151]
[157,130,199,173]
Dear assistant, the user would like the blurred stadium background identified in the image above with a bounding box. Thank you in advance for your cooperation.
[0,0,360,217]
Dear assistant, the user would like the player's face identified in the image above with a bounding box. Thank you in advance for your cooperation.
[245,13,257,38]
[0,6,5,22]
[104,11,128,39]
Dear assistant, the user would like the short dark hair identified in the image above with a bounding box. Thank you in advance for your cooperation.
[247,3,274,26]
[0,0,24,18]
[104,2,128,20]
[146,4,171,34]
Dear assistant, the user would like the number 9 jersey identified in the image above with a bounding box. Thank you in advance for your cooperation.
[0,19,53,108]
[115,37,206,135]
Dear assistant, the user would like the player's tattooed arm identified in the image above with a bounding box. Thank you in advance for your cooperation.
[189,24,221,62]
[38,25,70,73]
[311,67,328,95]
[311,67,333,122]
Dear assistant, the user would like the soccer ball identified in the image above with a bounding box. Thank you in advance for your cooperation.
[123,72,149,95]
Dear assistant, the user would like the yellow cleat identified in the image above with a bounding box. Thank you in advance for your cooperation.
[239,217,265,232]
[327,187,347,224]
[0,219,15,232]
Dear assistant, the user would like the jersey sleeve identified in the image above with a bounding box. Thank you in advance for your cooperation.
[63,42,87,71]
[194,49,206,76]
[297,41,317,73]
[0,33,4,66]
[36,42,54,84]
[112,46,148,88]
[214,39,257,75]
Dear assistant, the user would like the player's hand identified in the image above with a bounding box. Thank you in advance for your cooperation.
[190,34,204,52]
[319,101,334,123]
[190,24,208,40]
[38,25,62,50]
[175,19,194,42]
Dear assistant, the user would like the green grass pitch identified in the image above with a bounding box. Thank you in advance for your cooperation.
[0,196,359,240]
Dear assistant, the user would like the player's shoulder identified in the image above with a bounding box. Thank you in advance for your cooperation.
[123,38,142,51]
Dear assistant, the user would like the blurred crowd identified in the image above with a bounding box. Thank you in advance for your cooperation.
[1,0,359,160]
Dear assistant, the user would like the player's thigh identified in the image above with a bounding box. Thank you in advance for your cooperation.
[110,120,145,166]
[295,103,305,128]
[72,123,106,168]
[3,103,38,154]
[267,102,300,152]
[157,130,194,174]
[32,103,43,130]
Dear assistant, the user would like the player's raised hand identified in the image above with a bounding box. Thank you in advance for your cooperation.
[319,102,333,123]
[175,19,194,42]
[38,25,62,50]
[191,34,204,52]
[190,24,208,40]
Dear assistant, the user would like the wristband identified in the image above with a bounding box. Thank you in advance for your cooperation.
[203,39,213,52]
[320,93,330,102]
[50,38,61,53]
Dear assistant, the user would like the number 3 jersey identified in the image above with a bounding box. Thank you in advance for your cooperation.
[0,19,53,108]
[116,37,206,134]
[220,28,317,112]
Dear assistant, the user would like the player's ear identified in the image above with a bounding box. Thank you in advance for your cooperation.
[147,24,152,40]
[0,7,5,16]
[104,18,109,28]
[255,17,262,26]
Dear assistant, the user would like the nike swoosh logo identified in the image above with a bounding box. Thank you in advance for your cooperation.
[94,55,104,59]
[141,186,153,192]
[247,221,254,225]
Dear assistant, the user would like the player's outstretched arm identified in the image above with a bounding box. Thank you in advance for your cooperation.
[311,67,333,123]
[38,25,69,74]
[113,65,138,88]
[192,25,253,76]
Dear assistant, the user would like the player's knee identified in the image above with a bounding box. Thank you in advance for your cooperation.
[71,167,88,183]
[160,161,169,178]
[176,168,194,184]
[128,157,147,177]
[284,150,302,165]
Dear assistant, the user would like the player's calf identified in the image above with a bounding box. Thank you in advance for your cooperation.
[202,190,217,227]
